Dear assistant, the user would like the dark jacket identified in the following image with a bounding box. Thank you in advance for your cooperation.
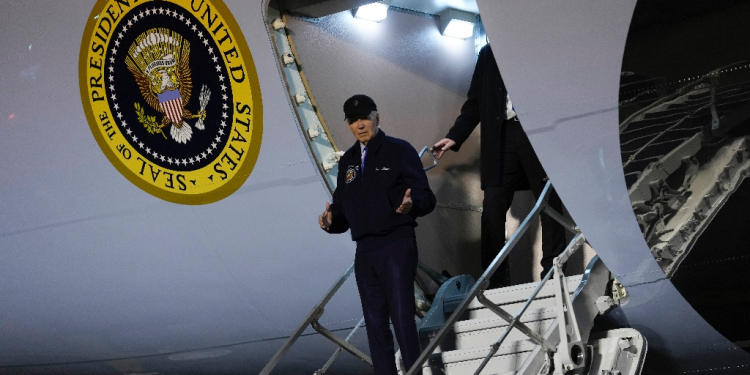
[328,130,436,252]
[445,44,509,189]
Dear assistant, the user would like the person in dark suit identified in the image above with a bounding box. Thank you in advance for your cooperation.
[431,44,565,287]
[319,94,435,375]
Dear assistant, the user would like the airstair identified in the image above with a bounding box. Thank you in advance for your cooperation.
[402,255,644,375]
[260,178,646,375]
[392,182,645,375]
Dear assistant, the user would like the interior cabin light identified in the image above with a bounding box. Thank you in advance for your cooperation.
[439,8,476,39]
[354,2,389,22]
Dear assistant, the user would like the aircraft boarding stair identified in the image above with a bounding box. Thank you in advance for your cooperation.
[402,260,646,375]
[411,275,586,374]
[389,180,647,375]
[261,180,647,375]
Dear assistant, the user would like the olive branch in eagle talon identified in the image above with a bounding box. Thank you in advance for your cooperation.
[134,102,167,139]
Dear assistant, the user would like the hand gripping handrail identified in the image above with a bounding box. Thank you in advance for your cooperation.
[405,180,582,375]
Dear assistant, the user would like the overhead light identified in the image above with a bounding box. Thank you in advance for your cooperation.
[444,19,474,39]
[353,2,389,22]
[439,8,476,39]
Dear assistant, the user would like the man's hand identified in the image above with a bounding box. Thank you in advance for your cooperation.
[396,189,413,214]
[319,202,333,231]
[430,138,456,160]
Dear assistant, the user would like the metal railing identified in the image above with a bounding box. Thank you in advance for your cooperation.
[313,316,367,375]
[419,146,439,171]
[259,259,450,375]
[404,180,585,375]
[260,155,584,375]
[258,262,371,375]
[471,233,586,375]
[260,146,441,375]
[262,178,582,375]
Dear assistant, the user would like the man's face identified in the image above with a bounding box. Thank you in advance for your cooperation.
[347,113,379,145]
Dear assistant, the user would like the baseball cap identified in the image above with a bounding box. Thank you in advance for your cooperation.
[343,94,377,120]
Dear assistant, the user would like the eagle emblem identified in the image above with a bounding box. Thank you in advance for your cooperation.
[125,28,211,144]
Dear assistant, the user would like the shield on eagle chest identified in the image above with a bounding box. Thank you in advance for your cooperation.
[158,89,184,126]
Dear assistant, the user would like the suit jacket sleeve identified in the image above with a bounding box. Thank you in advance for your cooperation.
[445,45,486,152]
[401,144,436,218]
[327,160,350,234]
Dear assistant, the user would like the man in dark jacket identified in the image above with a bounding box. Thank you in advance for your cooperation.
[432,44,565,286]
[319,94,435,375]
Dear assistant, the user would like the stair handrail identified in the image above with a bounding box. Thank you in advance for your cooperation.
[419,146,439,171]
[314,317,366,375]
[259,261,371,375]
[405,180,581,375]
[261,150,442,375]
[471,233,586,375]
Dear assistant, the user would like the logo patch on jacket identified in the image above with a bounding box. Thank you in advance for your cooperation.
[346,165,357,184]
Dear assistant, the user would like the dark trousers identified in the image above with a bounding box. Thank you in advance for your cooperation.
[355,237,421,375]
[481,118,566,286]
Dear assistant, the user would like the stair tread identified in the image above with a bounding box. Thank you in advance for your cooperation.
[449,320,554,352]
[452,306,558,333]
[456,275,583,311]
[427,339,537,364]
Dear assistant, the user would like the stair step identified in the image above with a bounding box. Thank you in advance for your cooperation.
[453,307,558,335]
[422,316,556,352]
[453,276,582,322]
[462,298,558,321]
[421,339,537,375]
[464,275,582,310]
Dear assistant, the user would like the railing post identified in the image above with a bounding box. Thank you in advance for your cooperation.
[552,236,587,373]
[471,232,584,375]
[259,261,356,375]
[311,318,373,367]
[314,317,366,375]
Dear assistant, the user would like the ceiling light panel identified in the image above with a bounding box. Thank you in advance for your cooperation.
[439,8,477,39]
[354,2,389,22]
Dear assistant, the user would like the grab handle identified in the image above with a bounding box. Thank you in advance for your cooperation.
[419,146,438,171]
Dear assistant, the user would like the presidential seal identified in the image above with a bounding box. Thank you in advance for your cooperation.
[79,0,262,204]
